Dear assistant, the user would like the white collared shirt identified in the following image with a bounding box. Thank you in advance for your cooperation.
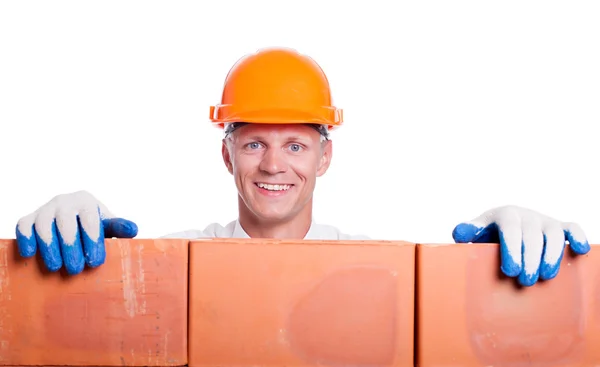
[160,219,370,240]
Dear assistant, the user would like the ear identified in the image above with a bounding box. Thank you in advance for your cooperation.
[316,139,333,177]
[222,139,234,175]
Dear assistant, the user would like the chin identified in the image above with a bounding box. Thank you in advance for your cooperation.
[244,199,298,220]
[251,208,295,222]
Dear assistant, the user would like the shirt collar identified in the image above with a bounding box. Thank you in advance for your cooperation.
[232,219,251,238]
[233,219,318,239]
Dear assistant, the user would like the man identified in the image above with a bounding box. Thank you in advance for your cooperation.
[14,47,590,287]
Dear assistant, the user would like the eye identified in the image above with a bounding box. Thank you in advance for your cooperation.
[247,142,262,149]
[288,144,302,152]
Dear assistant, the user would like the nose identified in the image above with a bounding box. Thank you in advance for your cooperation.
[259,147,288,175]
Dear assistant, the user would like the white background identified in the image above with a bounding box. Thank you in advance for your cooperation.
[0,1,598,243]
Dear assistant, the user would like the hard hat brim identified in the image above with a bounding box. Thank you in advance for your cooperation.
[209,105,343,130]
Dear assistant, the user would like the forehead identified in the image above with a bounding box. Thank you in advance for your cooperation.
[232,123,321,140]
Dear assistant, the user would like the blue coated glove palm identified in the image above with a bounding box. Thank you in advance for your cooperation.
[452,205,590,287]
[16,190,138,275]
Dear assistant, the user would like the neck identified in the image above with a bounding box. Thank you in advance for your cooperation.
[237,198,313,239]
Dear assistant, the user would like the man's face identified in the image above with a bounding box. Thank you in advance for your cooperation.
[222,123,332,223]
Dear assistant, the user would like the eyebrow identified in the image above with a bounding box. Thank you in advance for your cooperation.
[285,135,313,143]
[241,135,267,143]
[243,135,314,144]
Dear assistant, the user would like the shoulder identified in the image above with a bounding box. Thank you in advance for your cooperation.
[159,221,237,239]
[306,222,371,240]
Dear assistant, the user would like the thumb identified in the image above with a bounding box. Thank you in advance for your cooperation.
[452,222,482,243]
[102,218,138,238]
[452,212,499,243]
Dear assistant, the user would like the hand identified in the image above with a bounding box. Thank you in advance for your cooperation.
[452,205,590,286]
[15,190,138,275]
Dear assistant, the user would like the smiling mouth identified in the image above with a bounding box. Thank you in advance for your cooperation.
[255,182,293,191]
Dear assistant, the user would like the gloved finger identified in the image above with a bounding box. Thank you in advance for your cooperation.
[78,205,106,268]
[563,222,590,255]
[539,225,565,280]
[55,209,85,275]
[452,222,500,243]
[102,218,138,238]
[496,212,523,277]
[33,209,63,272]
[518,220,544,286]
[451,208,501,243]
[15,214,38,257]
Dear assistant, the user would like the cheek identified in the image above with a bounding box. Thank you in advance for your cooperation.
[232,155,259,179]
[289,155,321,182]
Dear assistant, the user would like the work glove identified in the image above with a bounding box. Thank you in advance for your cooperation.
[452,205,590,287]
[15,190,138,275]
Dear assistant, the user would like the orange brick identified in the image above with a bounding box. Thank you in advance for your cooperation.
[188,238,416,367]
[416,243,600,367]
[0,238,188,366]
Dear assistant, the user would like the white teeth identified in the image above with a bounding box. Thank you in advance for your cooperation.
[257,183,291,191]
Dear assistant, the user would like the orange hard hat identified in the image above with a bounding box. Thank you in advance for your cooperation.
[209,47,343,131]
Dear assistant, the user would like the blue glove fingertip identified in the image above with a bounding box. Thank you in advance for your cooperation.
[80,217,106,268]
[565,233,591,255]
[539,260,561,280]
[452,223,479,243]
[499,233,522,277]
[453,222,500,244]
[56,226,86,275]
[517,269,539,287]
[82,236,106,268]
[103,218,138,238]
[34,222,63,272]
[15,224,37,258]
[62,245,86,274]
